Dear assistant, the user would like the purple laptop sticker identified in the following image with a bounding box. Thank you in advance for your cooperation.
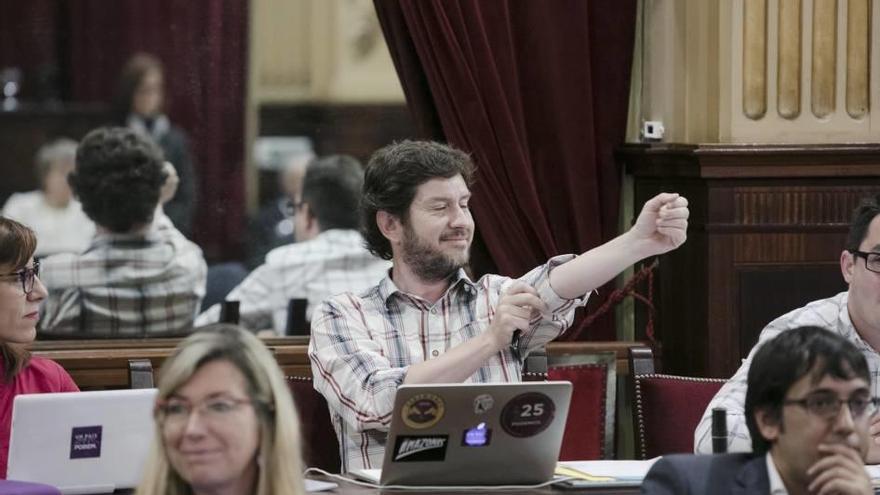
[70,425,102,459]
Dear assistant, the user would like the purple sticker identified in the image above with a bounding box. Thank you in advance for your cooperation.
[70,425,102,459]
[500,392,556,438]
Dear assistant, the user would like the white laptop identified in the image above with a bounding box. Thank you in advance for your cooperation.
[7,389,157,494]
[351,381,572,487]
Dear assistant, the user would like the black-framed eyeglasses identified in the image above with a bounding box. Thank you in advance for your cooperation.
[850,250,880,274]
[284,199,305,217]
[0,259,40,295]
[783,393,880,420]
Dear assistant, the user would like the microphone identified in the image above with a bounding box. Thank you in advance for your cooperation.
[510,330,522,360]
[711,407,728,454]
[219,300,240,324]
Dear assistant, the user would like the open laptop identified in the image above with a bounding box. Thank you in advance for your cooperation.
[351,381,572,486]
[7,389,157,494]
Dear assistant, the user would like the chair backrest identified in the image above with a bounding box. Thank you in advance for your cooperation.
[285,376,341,472]
[546,351,616,460]
[285,298,309,336]
[628,346,725,459]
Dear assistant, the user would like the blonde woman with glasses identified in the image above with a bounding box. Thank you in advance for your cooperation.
[0,216,78,479]
[137,324,305,495]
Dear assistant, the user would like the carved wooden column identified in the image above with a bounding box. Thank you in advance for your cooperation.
[618,143,880,377]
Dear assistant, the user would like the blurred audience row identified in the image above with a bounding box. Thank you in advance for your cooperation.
[2,122,388,339]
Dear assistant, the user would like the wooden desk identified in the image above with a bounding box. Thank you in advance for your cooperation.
[29,338,644,390]
[29,336,311,389]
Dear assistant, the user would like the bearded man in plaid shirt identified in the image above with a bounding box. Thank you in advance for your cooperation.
[309,140,691,471]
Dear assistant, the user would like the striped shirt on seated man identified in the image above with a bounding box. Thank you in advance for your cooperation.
[38,127,207,338]
[196,154,390,334]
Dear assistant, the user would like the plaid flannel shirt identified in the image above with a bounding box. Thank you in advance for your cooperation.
[38,213,207,338]
[196,229,391,333]
[309,254,589,471]
[694,291,880,454]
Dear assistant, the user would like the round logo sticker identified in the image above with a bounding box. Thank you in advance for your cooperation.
[473,394,495,414]
[401,393,445,429]
[500,392,556,438]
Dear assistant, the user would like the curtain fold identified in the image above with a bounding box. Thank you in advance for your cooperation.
[375,0,637,340]
[66,0,249,261]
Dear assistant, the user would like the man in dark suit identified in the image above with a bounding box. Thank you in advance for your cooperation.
[643,326,875,494]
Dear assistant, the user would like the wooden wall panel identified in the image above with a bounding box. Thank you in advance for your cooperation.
[743,0,768,119]
[618,143,880,377]
[777,0,802,118]
[846,0,870,118]
[811,0,838,118]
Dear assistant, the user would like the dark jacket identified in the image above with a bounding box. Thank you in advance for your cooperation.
[642,453,769,495]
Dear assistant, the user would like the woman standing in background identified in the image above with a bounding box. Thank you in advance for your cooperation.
[112,53,198,238]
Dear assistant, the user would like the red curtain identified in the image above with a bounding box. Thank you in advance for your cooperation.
[375,0,637,340]
[65,0,249,261]
[0,1,248,261]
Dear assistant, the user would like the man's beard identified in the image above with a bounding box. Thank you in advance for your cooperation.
[402,224,469,282]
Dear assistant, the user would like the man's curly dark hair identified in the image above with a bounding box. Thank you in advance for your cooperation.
[69,127,167,233]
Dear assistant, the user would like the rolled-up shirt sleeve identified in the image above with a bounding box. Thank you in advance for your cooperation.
[515,254,591,356]
[309,296,407,433]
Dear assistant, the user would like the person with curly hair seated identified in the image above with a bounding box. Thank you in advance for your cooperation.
[39,127,207,338]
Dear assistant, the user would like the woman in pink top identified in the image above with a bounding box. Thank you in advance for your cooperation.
[0,216,78,478]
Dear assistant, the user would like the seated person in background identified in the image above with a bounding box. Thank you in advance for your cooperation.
[197,154,390,334]
[2,138,95,256]
[645,326,874,495]
[113,53,197,237]
[309,140,690,471]
[39,127,207,338]
[0,217,78,479]
[245,152,313,269]
[136,324,305,495]
[696,194,880,461]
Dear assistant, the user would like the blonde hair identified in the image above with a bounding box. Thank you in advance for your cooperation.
[136,324,305,495]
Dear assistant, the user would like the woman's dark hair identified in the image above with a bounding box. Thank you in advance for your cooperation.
[846,194,880,252]
[69,127,166,233]
[111,53,165,124]
[361,140,475,260]
[0,217,37,382]
[745,326,870,454]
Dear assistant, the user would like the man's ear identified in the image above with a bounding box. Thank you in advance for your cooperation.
[754,408,782,444]
[841,249,855,284]
[376,210,402,245]
[303,203,318,231]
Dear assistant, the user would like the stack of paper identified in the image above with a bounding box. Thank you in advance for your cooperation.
[554,459,660,488]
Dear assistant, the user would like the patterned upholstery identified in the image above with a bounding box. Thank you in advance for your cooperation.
[286,376,341,472]
[548,361,615,460]
[629,347,725,459]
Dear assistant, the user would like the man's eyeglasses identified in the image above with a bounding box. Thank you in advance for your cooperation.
[0,259,40,295]
[783,393,880,420]
[284,200,305,217]
[850,250,880,273]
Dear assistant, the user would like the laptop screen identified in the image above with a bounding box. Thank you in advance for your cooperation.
[364,381,572,486]
[7,389,157,494]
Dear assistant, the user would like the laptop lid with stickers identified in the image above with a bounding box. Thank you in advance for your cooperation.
[374,381,572,486]
[7,389,157,494]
